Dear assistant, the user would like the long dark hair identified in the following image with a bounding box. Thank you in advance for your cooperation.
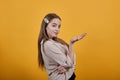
[38,13,68,68]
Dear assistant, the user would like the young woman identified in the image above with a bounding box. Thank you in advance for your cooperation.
[38,13,87,80]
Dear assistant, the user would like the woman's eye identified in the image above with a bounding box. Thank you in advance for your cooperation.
[52,25,56,27]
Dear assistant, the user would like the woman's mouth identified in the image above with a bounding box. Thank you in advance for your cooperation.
[54,32,58,35]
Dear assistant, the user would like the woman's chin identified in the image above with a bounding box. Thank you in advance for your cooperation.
[53,35,57,37]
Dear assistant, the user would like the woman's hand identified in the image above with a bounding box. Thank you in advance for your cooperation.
[70,33,87,44]
[57,65,67,74]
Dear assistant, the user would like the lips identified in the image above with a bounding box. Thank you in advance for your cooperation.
[54,32,59,35]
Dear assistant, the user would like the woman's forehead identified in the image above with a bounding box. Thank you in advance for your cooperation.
[50,18,61,24]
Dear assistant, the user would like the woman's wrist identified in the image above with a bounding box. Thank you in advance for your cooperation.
[70,40,75,44]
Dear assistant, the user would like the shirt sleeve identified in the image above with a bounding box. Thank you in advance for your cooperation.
[44,40,74,68]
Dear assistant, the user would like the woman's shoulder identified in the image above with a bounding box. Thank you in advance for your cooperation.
[43,38,67,48]
[44,39,62,47]
[44,39,54,46]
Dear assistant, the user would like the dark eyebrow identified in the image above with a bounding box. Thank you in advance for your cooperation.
[52,23,61,26]
[52,23,57,25]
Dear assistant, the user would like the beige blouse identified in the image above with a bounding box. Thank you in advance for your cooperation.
[41,39,76,80]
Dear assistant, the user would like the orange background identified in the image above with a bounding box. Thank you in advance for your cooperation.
[0,0,120,80]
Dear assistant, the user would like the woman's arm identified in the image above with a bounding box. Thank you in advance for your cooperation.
[57,33,87,73]
[68,42,74,64]
[68,33,87,64]
[57,33,87,74]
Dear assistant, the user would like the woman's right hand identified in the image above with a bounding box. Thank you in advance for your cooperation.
[57,65,67,74]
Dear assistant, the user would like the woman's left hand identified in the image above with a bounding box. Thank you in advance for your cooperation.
[57,65,67,74]
[70,33,87,44]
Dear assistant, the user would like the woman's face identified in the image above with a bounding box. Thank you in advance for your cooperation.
[46,18,61,38]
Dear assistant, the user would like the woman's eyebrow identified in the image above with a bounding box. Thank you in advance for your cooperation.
[52,23,57,25]
[52,23,61,26]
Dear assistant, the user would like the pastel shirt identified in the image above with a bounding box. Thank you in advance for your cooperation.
[41,39,76,80]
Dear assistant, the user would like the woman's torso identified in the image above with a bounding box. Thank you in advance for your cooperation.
[41,39,76,80]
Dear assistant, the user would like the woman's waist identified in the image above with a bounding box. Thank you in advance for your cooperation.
[48,67,74,80]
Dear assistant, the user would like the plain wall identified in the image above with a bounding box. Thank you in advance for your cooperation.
[0,0,120,80]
